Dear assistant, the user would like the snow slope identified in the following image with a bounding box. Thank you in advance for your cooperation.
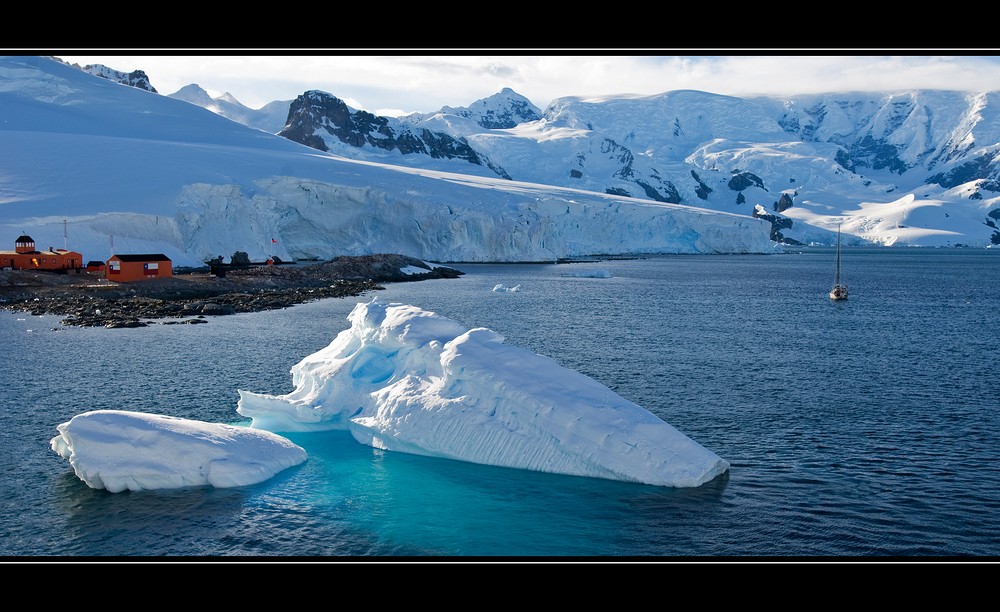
[0,55,774,267]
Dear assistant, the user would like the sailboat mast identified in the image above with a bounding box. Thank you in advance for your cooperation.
[834,226,841,284]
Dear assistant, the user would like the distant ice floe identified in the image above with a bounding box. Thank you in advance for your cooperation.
[560,269,613,278]
[492,283,521,292]
[237,299,730,488]
[50,410,307,493]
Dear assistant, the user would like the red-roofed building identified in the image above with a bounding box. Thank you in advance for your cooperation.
[0,235,83,272]
[107,254,172,282]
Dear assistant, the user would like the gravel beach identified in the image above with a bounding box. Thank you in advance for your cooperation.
[0,254,463,328]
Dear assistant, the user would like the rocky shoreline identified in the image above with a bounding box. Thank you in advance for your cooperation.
[0,254,463,328]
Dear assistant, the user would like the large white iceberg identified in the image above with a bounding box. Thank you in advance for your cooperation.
[50,410,308,493]
[238,299,730,488]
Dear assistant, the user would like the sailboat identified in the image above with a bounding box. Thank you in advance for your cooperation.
[829,224,848,301]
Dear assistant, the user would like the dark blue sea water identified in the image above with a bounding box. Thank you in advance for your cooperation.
[2,247,999,559]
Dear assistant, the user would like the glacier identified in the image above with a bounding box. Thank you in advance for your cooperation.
[237,299,730,488]
[0,55,777,268]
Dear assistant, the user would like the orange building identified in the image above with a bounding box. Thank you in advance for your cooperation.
[0,235,83,272]
[107,254,172,282]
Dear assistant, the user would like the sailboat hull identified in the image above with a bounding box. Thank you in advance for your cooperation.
[830,225,848,300]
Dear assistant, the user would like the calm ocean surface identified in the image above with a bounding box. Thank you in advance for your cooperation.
[2,247,999,560]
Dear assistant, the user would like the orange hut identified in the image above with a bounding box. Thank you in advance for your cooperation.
[106,254,172,282]
[0,235,83,272]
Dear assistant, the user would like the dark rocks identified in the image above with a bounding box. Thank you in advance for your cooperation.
[728,171,766,192]
[279,91,492,169]
[0,254,464,329]
[774,192,795,213]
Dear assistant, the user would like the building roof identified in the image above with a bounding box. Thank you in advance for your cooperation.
[16,235,34,243]
[109,254,171,262]
[1,249,81,256]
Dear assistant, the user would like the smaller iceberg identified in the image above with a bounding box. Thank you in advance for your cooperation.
[492,283,521,292]
[50,410,307,493]
[238,299,729,488]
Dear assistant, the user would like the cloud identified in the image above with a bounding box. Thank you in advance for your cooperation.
[55,53,1000,115]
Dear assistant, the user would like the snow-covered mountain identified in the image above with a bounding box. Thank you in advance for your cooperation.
[176,74,1000,248]
[168,84,291,134]
[0,55,774,269]
[412,86,543,129]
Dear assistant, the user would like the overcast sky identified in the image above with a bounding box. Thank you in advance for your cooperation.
[55,52,1000,117]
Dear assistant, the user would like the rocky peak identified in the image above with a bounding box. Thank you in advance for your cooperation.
[82,64,157,93]
[279,90,509,177]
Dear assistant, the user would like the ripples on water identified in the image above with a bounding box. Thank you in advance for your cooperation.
[3,248,998,559]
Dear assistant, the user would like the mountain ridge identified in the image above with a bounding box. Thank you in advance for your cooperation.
[151,68,1000,248]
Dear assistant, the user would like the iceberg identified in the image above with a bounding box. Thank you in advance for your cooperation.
[50,410,308,493]
[238,299,729,488]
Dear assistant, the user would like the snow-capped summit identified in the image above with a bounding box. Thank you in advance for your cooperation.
[422,87,543,129]
[168,83,292,134]
[169,83,216,107]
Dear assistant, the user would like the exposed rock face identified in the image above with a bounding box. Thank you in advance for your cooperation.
[729,172,766,192]
[692,170,713,200]
[927,151,1000,190]
[0,254,463,328]
[752,204,801,245]
[80,64,157,93]
[774,192,795,213]
[279,91,509,177]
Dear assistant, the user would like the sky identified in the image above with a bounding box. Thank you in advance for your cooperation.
[53,52,1000,117]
